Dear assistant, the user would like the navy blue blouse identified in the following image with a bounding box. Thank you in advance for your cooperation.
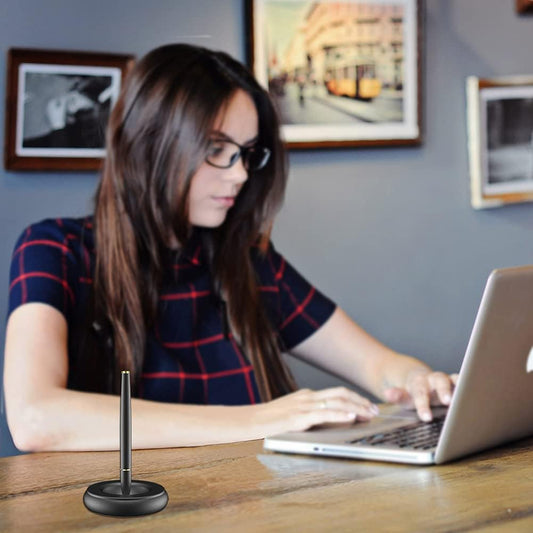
[8,218,336,405]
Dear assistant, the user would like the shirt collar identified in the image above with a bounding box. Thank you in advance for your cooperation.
[175,230,204,266]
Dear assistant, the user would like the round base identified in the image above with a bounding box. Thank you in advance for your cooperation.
[83,480,168,516]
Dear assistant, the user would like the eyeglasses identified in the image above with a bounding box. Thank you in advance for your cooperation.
[205,138,271,171]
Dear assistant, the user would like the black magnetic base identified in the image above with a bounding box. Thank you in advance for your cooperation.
[83,480,168,516]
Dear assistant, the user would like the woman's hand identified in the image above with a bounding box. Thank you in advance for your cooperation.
[383,371,459,422]
[250,387,379,437]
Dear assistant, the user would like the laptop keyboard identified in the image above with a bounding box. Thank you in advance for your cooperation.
[349,415,446,450]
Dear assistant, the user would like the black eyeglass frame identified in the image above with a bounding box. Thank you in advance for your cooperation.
[205,138,271,171]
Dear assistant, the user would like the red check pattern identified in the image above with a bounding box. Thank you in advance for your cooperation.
[8,218,336,405]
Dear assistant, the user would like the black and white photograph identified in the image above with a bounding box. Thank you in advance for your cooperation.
[467,76,533,209]
[246,0,422,148]
[4,48,134,171]
[19,67,118,155]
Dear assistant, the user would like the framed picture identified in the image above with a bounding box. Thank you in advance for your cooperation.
[516,0,533,14]
[467,76,533,209]
[245,0,423,149]
[4,48,134,171]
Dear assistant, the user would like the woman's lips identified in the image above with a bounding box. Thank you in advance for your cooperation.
[212,196,235,208]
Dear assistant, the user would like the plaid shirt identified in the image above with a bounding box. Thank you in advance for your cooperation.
[8,217,336,405]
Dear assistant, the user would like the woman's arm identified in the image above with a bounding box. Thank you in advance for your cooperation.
[4,303,378,452]
[290,307,457,421]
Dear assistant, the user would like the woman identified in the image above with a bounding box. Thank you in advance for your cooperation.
[4,44,456,452]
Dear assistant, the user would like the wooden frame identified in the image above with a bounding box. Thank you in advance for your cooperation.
[4,48,134,171]
[467,76,533,209]
[245,0,423,149]
[516,0,533,14]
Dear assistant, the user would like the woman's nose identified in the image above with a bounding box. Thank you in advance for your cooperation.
[223,156,248,184]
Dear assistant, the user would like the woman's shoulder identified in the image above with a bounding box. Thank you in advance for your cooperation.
[8,216,95,319]
[16,216,94,247]
[20,215,93,236]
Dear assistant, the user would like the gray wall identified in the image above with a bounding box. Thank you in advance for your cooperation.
[1,0,532,456]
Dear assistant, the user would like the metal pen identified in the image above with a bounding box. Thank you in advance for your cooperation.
[120,370,132,495]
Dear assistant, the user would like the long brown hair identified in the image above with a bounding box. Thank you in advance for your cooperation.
[91,43,296,400]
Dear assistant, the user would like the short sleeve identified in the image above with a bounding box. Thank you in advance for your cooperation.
[255,242,337,351]
[8,219,83,320]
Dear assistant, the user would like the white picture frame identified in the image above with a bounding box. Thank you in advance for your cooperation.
[245,0,422,149]
[467,76,533,209]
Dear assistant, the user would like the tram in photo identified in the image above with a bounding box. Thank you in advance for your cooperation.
[325,63,381,101]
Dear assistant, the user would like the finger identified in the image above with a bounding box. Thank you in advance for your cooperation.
[408,375,432,422]
[312,397,378,418]
[428,372,453,405]
[313,397,379,418]
[312,387,379,416]
[299,401,382,429]
[313,386,370,404]
[450,373,459,386]
[295,409,357,431]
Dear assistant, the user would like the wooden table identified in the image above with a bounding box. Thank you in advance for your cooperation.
[1,437,532,532]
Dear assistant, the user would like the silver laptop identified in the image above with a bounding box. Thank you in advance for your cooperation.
[264,265,533,465]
